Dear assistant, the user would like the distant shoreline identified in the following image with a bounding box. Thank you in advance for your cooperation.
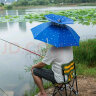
[0,4,77,10]
[0,3,96,10]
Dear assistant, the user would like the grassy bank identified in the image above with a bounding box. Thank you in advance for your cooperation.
[76,63,96,77]
[74,39,96,77]
[0,2,96,10]
[25,39,96,96]
[74,39,96,67]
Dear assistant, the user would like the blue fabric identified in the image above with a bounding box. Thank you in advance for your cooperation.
[31,22,80,47]
[45,14,74,24]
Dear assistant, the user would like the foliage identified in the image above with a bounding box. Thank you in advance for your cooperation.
[0,8,96,25]
[76,63,96,77]
[12,0,96,6]
[12,0,28,6]
[4,5,13,9]
[12,0,50,6]
[73,39,96,66]
[0,3,4,7]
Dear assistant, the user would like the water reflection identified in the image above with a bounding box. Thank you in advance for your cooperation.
[0,22,8,32]
[0,21,43,96]
[9,22,14,26]
[18,10,26,15]
[0,10,6,16]
[6,10,17,15]
[0,22,26,34]
[0,9,26,16]
[19,22,26,32]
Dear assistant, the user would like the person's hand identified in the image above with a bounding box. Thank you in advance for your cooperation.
[31,65,35,73]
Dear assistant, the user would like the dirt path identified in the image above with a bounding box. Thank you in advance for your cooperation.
[45,76,96,96]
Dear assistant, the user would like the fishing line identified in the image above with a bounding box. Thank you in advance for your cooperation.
[0,38,43,58]
[0,39,43,95]
[0,88,8,96]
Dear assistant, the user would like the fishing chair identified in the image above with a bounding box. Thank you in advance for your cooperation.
[52,61,78,96]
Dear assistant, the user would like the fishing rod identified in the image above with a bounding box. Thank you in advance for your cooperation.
[0,38,43,58]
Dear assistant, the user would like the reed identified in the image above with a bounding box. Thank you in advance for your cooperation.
[73,39,96,67]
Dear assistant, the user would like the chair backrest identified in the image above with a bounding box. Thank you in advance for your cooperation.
[62,61,76,83]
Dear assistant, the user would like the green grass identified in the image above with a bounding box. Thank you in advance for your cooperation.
[76,63,96,77]
[73,39,96,66]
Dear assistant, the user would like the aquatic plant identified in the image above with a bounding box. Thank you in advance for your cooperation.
[0,8,96,25]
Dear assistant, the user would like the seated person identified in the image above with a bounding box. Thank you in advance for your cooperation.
[31,46,73,96]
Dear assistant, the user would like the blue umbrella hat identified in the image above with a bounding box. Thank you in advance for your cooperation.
[31,22,80,48]
[45,14,74,24]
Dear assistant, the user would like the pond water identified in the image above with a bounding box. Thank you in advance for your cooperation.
[0,6,96,96]
[0,22,44,96]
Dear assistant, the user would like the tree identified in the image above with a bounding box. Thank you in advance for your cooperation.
[54,0,63,4]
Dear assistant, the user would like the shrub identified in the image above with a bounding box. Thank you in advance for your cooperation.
[4,5,13,9]
[38,0,50,5]
[28,0,50,5]
[29,0,39,5]
[12,0,28,6]
[0,3,4,7]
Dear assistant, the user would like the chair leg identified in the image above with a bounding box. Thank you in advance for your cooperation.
[52,88,57,96]
[53,87,63,96]
[69,78,78,95]
[57,90,62,96]
[69,83,73,96]
[65,84,67,96]
[75,77,78,95]
[69,87,72,96]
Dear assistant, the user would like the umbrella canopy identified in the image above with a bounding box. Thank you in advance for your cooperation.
[31,22,80,47]
[45,14,74,24]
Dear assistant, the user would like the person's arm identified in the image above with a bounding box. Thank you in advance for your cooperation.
[31,62,46,71]
[31,47,54,72]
